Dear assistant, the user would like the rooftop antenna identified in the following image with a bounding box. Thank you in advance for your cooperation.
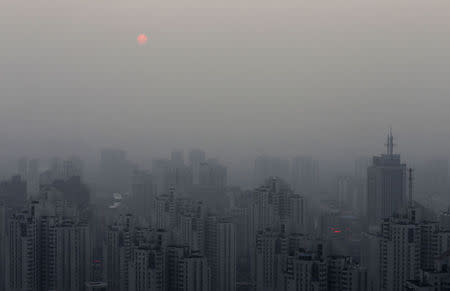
[408,168,414,207]
[385,127,395,156]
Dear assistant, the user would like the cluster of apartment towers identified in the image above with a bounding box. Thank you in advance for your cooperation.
[0,130,450,290]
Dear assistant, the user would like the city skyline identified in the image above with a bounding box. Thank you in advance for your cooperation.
[0,129,449,290]
[2,0,450,290]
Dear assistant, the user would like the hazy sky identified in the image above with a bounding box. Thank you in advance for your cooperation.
[1,0,450,161]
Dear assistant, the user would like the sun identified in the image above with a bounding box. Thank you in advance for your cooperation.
[137,34,148,45]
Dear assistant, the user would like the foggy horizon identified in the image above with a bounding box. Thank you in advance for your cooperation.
[1,0,450,161]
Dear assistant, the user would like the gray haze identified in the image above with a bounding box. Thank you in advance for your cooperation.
[1,0,450,161]
[2,3,450,290]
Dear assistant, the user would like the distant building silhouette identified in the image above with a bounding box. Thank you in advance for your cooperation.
[189,149,206,185]
[367,129,406,227]
[291,156,319,197]
[254,156,290,187]
[100,149,132,193]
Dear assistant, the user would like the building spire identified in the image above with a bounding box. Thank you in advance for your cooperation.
[386,127,394,156]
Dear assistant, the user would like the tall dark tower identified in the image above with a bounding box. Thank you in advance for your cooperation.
[408,168,414,208]
[408,168,417,223]
[367,129,407,226]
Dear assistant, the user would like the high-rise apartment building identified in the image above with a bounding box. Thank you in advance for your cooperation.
[189,149,206,185]
[367,130,407,226]
[179,254,210,291]
[285,251,327,291]
[7,211,38,291]
[131,170,154,223]
[100,148,131,193]
[128,245,165,291]
[217,221,236,291]
[291,156,319,196]
[205,217,236,291]
[18,158,40,199]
